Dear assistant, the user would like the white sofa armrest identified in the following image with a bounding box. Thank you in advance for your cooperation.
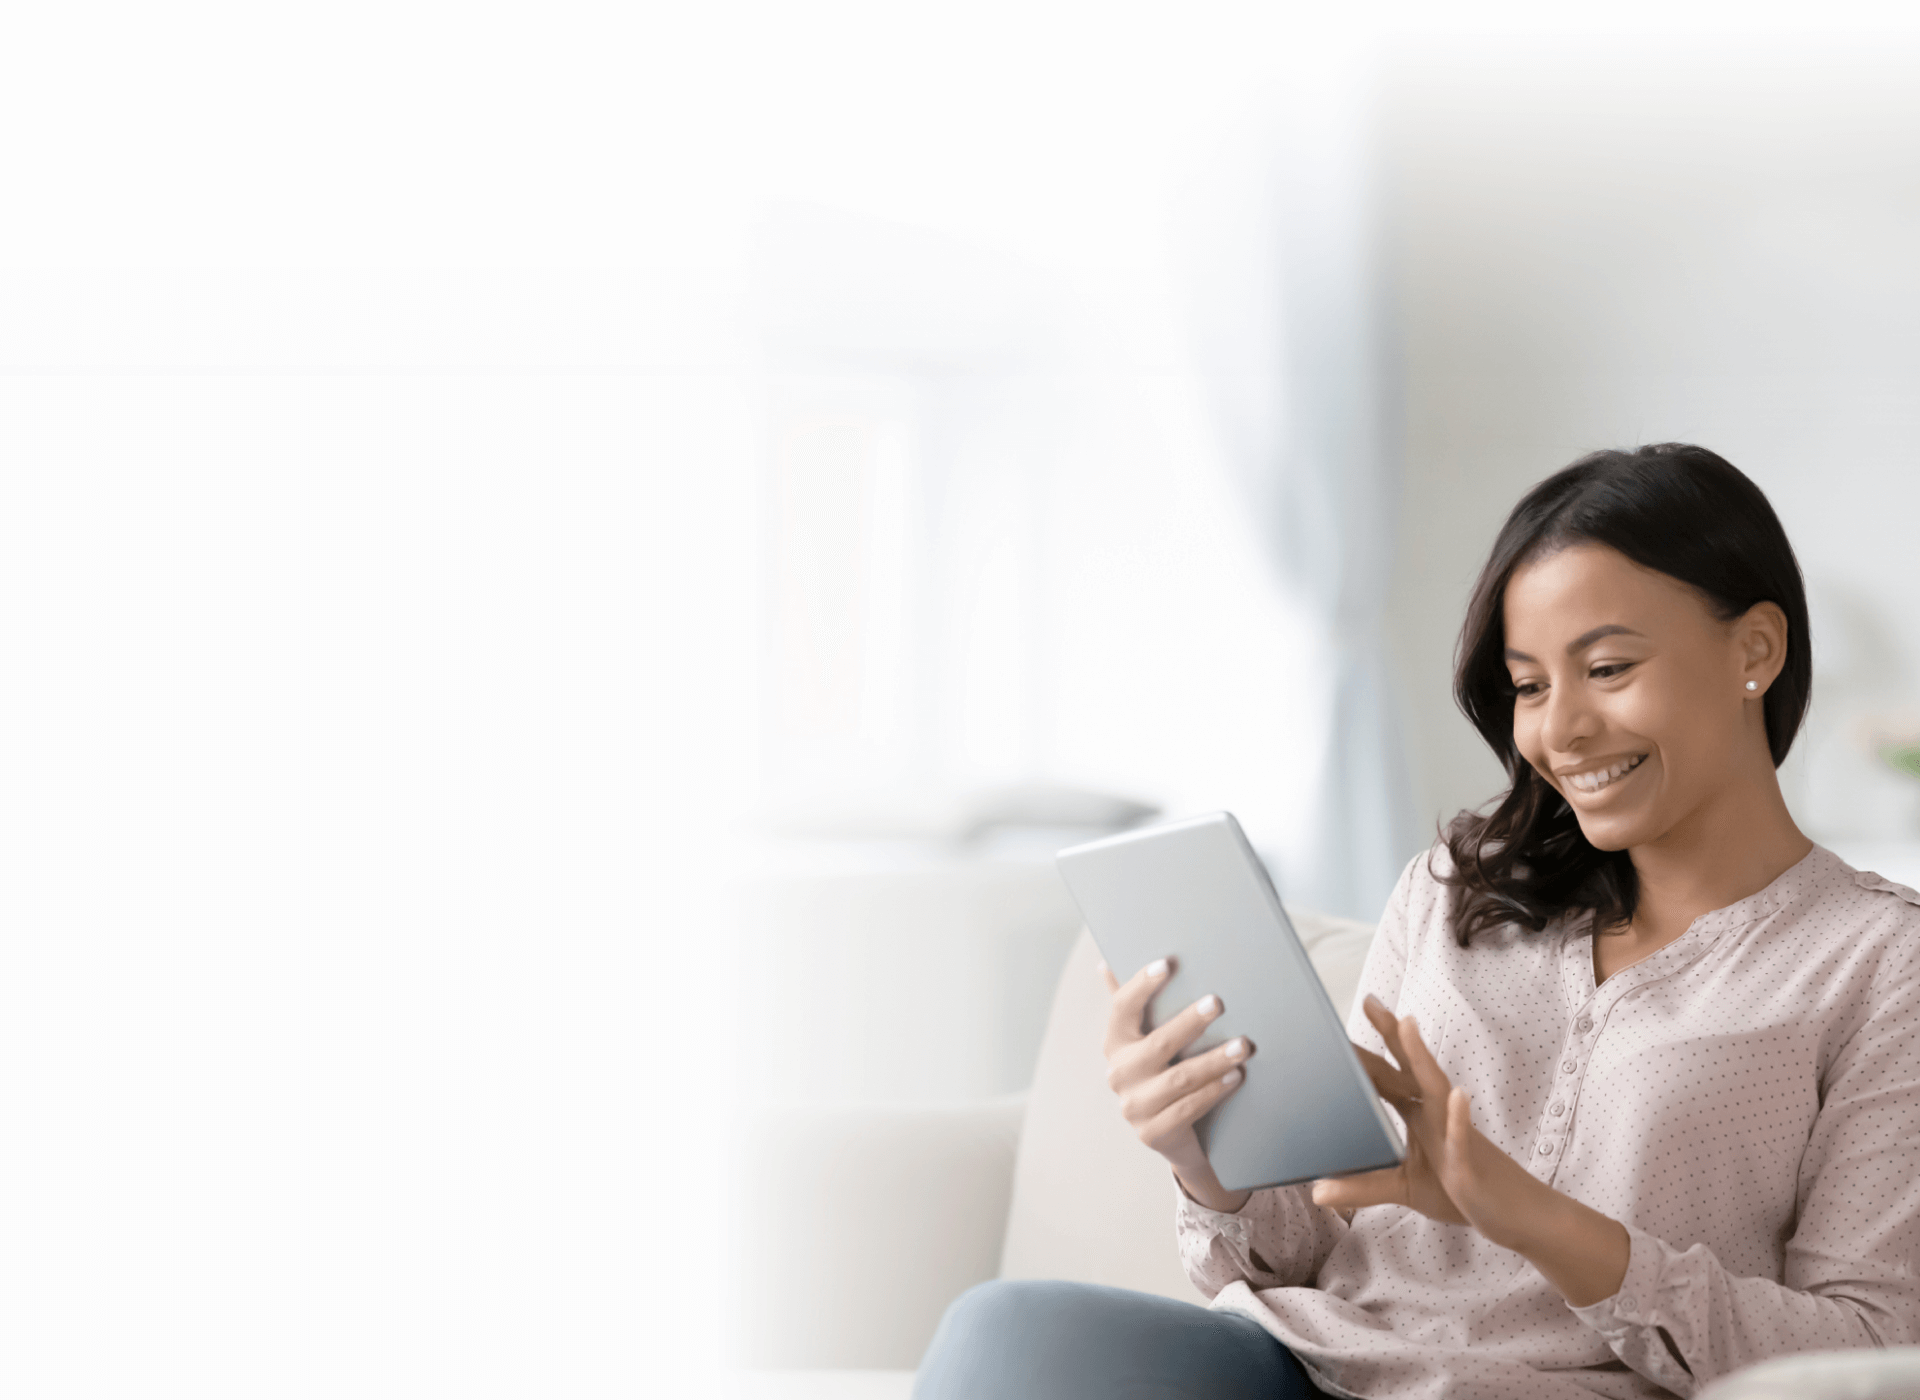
[1698,1348,1920,1399]
[728,1095,1025,1370]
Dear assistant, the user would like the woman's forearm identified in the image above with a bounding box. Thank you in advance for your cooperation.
[1497,1175,1631,1307]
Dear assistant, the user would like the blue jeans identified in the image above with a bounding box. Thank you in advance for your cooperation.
[914,1280,1330,1399]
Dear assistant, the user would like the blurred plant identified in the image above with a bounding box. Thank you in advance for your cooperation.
[1863,713,1920,782]
[1880,742,1920,782]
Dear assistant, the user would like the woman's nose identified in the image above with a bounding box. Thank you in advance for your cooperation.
[1541,681,1599,753]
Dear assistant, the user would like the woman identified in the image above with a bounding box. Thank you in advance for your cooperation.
[915,444,1920,1399]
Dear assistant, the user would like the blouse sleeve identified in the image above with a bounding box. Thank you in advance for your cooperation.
[1570,930,1920,1396]
[1171,854,1425,1299]
[1174,1179,1348,1297]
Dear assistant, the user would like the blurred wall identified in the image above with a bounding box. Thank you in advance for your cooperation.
[1378,42,1920,842]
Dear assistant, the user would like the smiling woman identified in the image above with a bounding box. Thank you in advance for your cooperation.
[916,443,1920,1400]
[1445,445,1814,949]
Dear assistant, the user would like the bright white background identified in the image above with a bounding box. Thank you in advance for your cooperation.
[6,3,1920,1395]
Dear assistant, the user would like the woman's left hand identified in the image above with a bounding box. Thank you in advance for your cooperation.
[1311,994,1630,1306]
[1309,994,1527,1242]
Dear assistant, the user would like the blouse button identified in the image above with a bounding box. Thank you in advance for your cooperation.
[1618,1293,1638,1312]
[1536,1140,1554,1156]
[1549,1100,1566,1116]
[1561,1059,1578,1074]
[1576,1016,1593,1034]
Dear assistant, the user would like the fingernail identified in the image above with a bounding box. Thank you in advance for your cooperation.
[1145,958,1169,979]
[1225,1037,1250,1061]
[1220,1067,1243,1087]
[1197,994,1221,1018]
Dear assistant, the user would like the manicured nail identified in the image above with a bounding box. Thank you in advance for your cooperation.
[1220,1067,1243,1087]
[1145,958,1169,979]
[1225,1037,1250,1061]
[1197,995,1221,1018]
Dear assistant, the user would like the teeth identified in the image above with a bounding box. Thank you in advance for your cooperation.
[1568,755,1644,793]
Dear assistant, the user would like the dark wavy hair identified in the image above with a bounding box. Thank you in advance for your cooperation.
[1440,444,1811,946]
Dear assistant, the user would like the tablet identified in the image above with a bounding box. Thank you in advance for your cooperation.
[1056,812,1404,1191]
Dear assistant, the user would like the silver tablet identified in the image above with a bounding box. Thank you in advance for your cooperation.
[1056,812,1404,1191]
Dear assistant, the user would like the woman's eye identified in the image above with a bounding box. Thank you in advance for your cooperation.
[1512,680,1545,698]
[1590,662,1633,680]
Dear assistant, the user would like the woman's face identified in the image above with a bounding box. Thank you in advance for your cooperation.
[1501,543,1782,853]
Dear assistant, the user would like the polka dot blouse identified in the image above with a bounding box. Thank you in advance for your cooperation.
[1175,844,1920,1399]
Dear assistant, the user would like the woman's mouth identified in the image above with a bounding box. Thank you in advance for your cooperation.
[1565,754,1647,794]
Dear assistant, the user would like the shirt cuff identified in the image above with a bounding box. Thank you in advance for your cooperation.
[1172,1172,1257,1252]
[1567,1223,1671,1336]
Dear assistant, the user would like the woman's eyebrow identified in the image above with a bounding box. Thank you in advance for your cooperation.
[1566,624,1643,653]
[1503,624,1645,664]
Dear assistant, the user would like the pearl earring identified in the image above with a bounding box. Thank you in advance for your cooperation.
[1746,681,1758,691]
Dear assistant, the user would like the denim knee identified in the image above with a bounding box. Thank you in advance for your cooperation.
[915,1279,1315,1400]
[937,1279,1051,1336]
[915,1280,1083,1400]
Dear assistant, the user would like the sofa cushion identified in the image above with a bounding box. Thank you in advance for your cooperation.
[997,910,1376,1300]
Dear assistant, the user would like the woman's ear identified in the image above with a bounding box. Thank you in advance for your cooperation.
[1737,601,1790,694]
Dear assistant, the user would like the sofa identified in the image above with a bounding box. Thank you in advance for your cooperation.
[725,909,1920,1399]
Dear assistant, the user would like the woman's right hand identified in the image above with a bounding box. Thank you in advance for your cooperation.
[1100,956,1256,1213]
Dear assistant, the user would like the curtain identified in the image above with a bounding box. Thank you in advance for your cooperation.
[1186,56,1420,920]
